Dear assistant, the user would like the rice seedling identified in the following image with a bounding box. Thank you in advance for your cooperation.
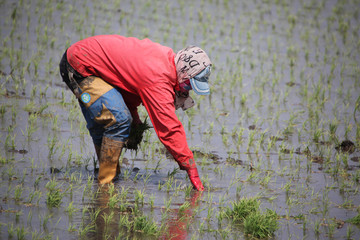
[13,184,23,202]
[0,104,6,118]
[39,213,53,230]
[243,209,278,238]
[346,213,360,225]
[133,215,159,236]
[225,197,259,222]
[5,133,16,150]
[78,222,95,238]
[179,200,191,215]
[65,201,78,217]
[15,210,23,223]
[347,225,354,239]
[45,178,64,208]
[123,168,131,181]
[314,219,321,236]
[87,207,102,223]
[102,211,114,227]
[142,173,151,185]
[222,196,279,237]
[164,197,173,213]
[118,213,131,230]
[5,165,17,181]
[7,223,15,238]
[108,193,120,209]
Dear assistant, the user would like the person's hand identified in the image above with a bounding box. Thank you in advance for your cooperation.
[125,118,151,150]
[186,168,204,191]
[132,117,143,126]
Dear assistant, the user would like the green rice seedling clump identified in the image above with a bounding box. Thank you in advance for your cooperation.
[133,215,159,235]
[225,197,278,237]
[346,213,360,225]
[243,209,279,238]
[225,197,260,222]
[119,214,160,237]
[45,178,64,207]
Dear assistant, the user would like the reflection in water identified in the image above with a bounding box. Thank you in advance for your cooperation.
[87,184,118,239]
[82,184,202,240]
[161,191,202,240]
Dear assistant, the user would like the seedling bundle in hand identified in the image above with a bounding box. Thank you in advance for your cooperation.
[125,117,151,151]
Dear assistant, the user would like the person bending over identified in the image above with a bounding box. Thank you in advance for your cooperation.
[59,35,212,191]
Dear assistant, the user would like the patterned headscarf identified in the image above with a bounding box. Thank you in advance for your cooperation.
[174,46,212,84]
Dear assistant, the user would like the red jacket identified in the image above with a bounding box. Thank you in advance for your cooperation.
[67,35,194,168]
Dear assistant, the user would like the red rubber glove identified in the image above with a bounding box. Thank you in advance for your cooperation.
[187,168,204,191]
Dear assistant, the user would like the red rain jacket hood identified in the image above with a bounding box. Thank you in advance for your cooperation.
[67,35,195,169]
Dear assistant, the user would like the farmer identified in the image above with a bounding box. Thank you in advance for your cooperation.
[59,35,212,191]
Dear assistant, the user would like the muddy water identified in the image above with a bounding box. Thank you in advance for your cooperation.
[1,0,360,239]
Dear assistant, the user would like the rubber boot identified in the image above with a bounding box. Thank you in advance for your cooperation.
[98,137,124,184]
[95,143,121,176]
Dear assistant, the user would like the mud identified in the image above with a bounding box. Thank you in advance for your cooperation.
[336,140,356,154]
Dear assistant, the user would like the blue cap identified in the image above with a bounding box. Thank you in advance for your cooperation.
[189,66,211,95]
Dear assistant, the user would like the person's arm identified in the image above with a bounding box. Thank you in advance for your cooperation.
[139,83,204,191]
[120,90,142,125]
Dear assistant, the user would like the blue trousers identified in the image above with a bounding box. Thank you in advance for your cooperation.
[79,80,132,145]
[59,52,132,146]
[59,51,132,145]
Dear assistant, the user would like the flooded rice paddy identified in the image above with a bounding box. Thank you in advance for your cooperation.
[0,0,360,239]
